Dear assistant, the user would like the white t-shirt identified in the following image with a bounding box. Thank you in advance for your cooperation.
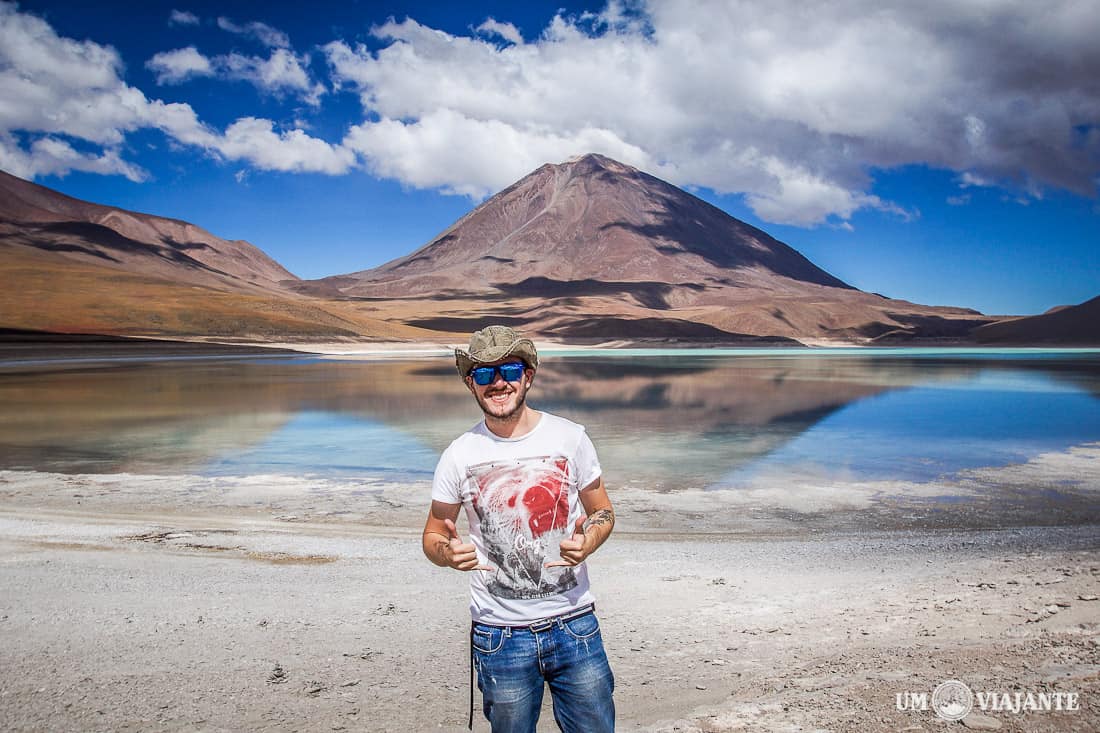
[431,411,603,624]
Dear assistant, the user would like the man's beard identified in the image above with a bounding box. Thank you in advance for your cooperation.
[478,385,527,421]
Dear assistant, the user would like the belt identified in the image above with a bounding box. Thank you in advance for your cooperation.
[524,604,595,632]
[474,603,595,633]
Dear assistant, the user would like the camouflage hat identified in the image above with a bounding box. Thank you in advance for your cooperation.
[455,325,539,378]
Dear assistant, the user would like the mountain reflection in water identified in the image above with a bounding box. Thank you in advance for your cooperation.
[1,352,1098,495]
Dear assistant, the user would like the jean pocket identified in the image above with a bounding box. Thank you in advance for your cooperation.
[471,624,506,654]
[562,612,600,641]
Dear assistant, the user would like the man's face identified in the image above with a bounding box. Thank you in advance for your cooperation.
[465,359,534,421]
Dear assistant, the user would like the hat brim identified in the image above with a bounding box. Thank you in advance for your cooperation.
[455,339,538,378]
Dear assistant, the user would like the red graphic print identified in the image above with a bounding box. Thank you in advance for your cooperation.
[467,455,577,600]
[522,458,569,536]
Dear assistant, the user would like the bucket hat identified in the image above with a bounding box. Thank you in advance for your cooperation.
[455,325,538,378]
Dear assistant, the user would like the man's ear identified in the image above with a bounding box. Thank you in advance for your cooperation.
[525,368,535,387]
[464,375,476,394]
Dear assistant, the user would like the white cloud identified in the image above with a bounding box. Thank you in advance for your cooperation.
[0,133,147,181]
[216,16,290,49]
[152,16,324,104]
[342,108,650,196]
[324,0,1100,226]
[4,0,1098,230]
[220,117,354,173]
[220,48,325,106]
[475,18,523,45]
[169,9,199,27]
[0,2,148,146]
[146,46,213,84]
[0,2,346,180]
[959,172,994,189]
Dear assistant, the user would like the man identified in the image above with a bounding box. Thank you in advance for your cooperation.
[423,325,616,733]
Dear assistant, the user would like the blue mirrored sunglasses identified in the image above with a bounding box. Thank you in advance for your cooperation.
[469,361,526,386]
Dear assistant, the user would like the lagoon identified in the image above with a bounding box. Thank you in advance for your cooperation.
[2,348,1099,532]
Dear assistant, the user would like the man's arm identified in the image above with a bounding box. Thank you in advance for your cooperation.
[422,500,492,571]
[547,477,615,567]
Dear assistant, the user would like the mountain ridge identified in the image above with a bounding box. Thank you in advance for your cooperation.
[974,295,1100,344]
[6,158,1081,344]
[0,169,297,293]
[0,170,441,341]
[297,154,993,342]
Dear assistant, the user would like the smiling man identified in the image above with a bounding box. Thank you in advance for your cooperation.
[423,325,616,733]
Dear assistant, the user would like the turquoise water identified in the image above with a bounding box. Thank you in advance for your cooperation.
[1,349,1099,505]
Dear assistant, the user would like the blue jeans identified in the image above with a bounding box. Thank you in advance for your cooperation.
[471,610,615,733]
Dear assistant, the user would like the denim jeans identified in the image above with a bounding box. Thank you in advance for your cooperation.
[471,610,615,733]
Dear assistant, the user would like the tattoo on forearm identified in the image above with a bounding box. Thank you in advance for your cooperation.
[582,508,614,533]
[433,538,450,562]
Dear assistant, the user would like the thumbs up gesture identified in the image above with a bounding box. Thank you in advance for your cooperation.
[545,516,588,568]
[444,518,494,572]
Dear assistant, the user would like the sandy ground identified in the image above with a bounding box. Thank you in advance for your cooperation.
[1,470,1098,733]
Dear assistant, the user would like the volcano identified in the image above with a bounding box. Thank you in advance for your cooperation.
[306,154,990,342]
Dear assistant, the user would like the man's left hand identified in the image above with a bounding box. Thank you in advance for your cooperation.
[545,516,588,568]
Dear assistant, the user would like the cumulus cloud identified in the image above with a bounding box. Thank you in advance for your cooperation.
[0,2,348,180]
[168,9,199,27]
[150,17,324,104]
[216,16,290,49]
[325,0,1100,225]
[342,108,650,196]
[0,134,147,181]
[220,48,325,105]
[4,0,1098,229]
[220,117,354,173]
[146,46,213,84]
[475,18,523,45]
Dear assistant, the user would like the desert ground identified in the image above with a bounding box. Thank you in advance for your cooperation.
[1,463,1097,733]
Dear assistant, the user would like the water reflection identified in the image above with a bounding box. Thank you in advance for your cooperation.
[1,353,1098,495]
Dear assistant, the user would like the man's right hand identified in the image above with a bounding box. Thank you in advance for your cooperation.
[444,518,494,572]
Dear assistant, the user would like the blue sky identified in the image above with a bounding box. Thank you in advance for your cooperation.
[2,0,1098,316]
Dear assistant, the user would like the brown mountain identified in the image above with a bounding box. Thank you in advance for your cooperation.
[973,295,1100,345]
[302,154,992,342]
[0,171,440,341]
[0,169,295,293]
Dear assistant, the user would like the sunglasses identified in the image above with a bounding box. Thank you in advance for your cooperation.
[469,361,527,386]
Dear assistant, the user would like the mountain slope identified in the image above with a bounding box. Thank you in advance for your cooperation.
[0,170,295,293]
[973,295,1100,344]
[0,171,442,341]
[305,154,991,342]
[317,154,849,298]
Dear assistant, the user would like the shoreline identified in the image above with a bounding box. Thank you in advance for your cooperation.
[3,333,1100,366]
[1,498,1097,732]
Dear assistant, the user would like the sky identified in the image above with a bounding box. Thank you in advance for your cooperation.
[1,0,1098,316]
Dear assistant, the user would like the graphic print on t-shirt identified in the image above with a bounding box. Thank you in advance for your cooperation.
[467,455,578,600]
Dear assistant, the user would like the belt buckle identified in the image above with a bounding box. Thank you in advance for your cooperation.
[528,617,554,632]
